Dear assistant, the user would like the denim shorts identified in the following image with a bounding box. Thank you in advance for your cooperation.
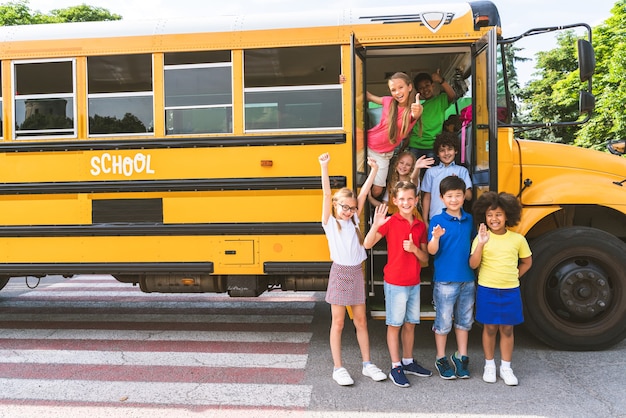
[384,281,421,326]
[432,281,475,334]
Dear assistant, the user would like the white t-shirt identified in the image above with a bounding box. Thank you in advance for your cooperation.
[322,214,367,266]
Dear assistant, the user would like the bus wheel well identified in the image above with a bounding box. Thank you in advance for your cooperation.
[0,276,9,291]
[527,205,626,242]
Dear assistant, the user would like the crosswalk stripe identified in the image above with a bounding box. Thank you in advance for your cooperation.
[0,328,313,343]
[0,349,308,368]
[0,312,313,324]
[0,379,313,408]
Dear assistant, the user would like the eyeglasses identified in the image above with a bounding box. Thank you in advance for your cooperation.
[337,203,358,212]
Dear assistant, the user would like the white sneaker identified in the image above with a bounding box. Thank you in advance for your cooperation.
[500,367,518,386]
[332,367,354,386]
[483,364,496,383]
[362,363,387,381]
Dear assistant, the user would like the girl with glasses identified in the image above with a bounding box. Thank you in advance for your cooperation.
[318,152,387,386]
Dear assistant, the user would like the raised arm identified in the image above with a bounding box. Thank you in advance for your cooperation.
[363,203,388,249]
[427,224,445,255]
[410,155,435,185]
[367,91,383,105]
[319,153,332,225]
[469,223,489,269]
[356,157,379,217]
[432,69,456,102]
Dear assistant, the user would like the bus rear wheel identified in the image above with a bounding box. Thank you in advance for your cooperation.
[522,227,626,350]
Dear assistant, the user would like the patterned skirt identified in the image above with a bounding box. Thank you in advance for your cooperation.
[325,263,366,306]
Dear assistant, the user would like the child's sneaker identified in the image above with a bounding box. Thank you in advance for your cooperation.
[483,364,496,383]
[362,363,387,381]
[435,356,457,379]
[450,353,470,379]
[389,365,410,387]
[500,367,518,386]
[402,361,433,377]
[332,367,354,386]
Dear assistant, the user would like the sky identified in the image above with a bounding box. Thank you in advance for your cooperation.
[21,0,620,82]
[22,0,617,34]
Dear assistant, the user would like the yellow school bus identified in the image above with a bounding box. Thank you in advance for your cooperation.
[0,1,624,350]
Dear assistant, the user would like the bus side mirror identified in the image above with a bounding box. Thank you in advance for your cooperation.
[578,39,595,82]
[579,91,595,114]
[607,139,625,156]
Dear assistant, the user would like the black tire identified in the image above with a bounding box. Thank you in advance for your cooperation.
[0,276,9,291]
[522,227,626,350]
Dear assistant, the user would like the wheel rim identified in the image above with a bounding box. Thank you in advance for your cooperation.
[546,256,612,322]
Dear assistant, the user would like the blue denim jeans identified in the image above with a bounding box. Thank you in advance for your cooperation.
[432,281,475,334]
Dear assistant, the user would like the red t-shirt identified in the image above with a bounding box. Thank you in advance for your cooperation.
[377,212,427,286]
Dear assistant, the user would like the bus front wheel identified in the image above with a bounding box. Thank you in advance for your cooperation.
[522,227,626,350]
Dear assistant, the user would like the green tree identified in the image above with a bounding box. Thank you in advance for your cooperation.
[518,31,583,143]
[500,43,529,123]
[48,4,121,22]
[0,1,120,26]
[519,1,626,150]
[576,0,626,150]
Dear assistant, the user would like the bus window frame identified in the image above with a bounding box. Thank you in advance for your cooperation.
[86,54,154,137]
[163,59,234,136]
[242,45,343,133]
[12,58,77,140]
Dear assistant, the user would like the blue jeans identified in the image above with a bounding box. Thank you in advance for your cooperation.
[432,281,475,334]
[384,281,421,326]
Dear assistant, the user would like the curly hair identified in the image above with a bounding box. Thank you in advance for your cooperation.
[433,131,460,153]
[472,191,522,227]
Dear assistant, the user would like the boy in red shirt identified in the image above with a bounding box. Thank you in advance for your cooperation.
[364,181,432,387]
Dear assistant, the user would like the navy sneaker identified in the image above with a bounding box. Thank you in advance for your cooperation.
[435,356,457,379]
[389,365,410,387]
[450,353,470,379]
[402,361,432,377]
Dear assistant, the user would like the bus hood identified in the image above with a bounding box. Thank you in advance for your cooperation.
[515,139,626,206]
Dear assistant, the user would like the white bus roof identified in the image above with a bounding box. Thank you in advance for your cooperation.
[0,3,475,42]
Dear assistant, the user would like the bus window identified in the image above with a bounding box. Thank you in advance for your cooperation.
[87,54,153,136]
[14,59,76,139]
[243,45,342,131]
[164,50,233,135]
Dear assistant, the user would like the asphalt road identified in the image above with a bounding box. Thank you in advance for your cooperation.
[0,275,624,418]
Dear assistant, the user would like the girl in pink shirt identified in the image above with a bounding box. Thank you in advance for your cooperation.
[367,72,423,198]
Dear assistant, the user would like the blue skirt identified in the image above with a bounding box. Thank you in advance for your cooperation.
[475,285,524,326]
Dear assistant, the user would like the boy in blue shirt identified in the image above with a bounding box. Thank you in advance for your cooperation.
[427,176,476,379]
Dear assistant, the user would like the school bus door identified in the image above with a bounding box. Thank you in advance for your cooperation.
[351,33,367,181]
[471,28,498,195]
